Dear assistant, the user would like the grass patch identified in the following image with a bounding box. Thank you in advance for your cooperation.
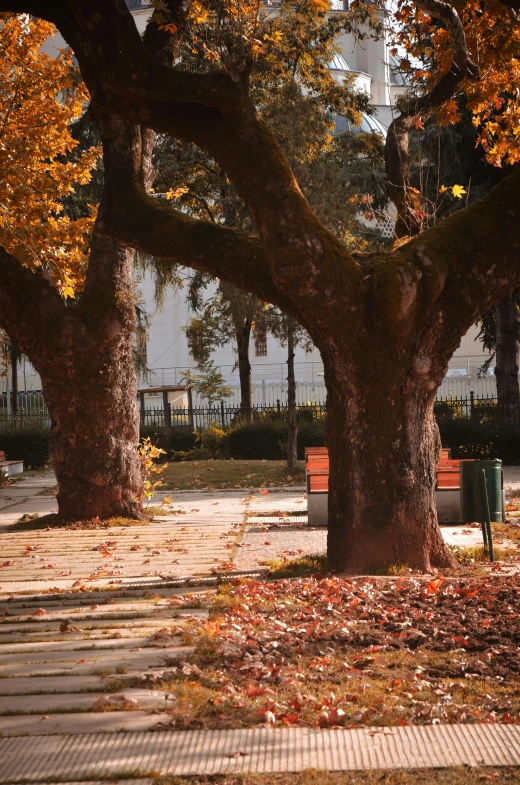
[448,544,511,564]
[160,460,306,491]
[265,553,328,578]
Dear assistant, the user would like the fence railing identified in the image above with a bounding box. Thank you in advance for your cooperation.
[140,402,326,431]
[3,393,520,430]
[435,393,520,425]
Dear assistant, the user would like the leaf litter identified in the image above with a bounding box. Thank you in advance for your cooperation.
[136,574,520,730]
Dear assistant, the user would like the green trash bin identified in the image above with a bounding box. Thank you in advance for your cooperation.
[460,459,503,523]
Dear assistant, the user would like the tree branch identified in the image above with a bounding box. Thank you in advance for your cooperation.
[401,163,520,362]
[385,0,478,237]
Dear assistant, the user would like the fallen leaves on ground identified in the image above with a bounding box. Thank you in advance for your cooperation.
[141,574,520,730]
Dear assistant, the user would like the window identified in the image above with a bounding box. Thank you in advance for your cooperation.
[255,324,267,357]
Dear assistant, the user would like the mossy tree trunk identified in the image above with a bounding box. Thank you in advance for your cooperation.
[323,355,452,573]
[0,233,144,521]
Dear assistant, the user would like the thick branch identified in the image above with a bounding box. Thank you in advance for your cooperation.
[0,245,66,355]
[402,163,520,355]
[0,0,241,115]
[0,0,354,303]
[95,109,317,317]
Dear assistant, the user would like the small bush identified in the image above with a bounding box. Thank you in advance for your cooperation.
[0,427,50,468]
[438,418,520,463]
[196,421,226,457]
[139,426,197,460]
[224,420,325,460]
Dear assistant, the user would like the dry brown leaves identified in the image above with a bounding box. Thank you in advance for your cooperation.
[148,574,520,730]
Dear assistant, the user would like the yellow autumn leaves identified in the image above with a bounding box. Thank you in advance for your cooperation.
[0,15,100,298]
[439,185,467,199]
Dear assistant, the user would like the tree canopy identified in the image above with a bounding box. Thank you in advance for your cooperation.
[0,14,99,298]
[1,0,520,570]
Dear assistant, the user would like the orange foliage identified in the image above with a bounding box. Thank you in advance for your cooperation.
[0,14,100,297]
[394,0,520,166]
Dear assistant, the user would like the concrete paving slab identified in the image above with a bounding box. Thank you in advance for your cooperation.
[0,646,191,671]
[0,675,110,695]
[0,710,163,737]
[0,688,167,714]
[1,724,520,780]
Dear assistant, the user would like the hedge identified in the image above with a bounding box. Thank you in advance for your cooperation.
[0,427,50,468]
[437,418,520,463]
[224,420,325,460]
[2,417,520,468]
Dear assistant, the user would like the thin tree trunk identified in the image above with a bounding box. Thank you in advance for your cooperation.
[9,340,19,416]
[236,323,253,422]
[287,321,298,472]
[323,351,456,574]
[494,294,520,423]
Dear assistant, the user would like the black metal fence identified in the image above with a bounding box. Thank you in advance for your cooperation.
[434,393,520,425]
[140,402,326,431]
[2,395,520,431]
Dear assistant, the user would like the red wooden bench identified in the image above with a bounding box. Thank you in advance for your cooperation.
[0,450,24,477]
[305,447,461,493]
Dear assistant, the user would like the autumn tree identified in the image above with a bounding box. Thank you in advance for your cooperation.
[151,5,383,419]
[2,0,520,571]
[0,14,150,519]
[184,275,262,418]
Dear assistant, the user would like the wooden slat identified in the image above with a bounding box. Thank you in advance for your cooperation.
[309,475,329,493]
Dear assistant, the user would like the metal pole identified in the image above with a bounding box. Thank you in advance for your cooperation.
[480,469,495,562]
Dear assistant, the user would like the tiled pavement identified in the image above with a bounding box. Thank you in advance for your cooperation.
[0,470,519,781]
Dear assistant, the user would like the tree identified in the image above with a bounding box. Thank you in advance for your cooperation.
[2,0,520,571]
[181,360,232,407]
[0,14,153,519]
[184,275,262,418]
[264,311,313,471]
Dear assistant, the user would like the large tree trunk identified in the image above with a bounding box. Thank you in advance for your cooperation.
[323,350,456,574]
[494,293,520,423]
[286,321,298,472]
[236,323,252,422]
[29,236,144,521]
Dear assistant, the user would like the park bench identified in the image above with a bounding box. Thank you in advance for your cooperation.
[0,450,24,478]
[305,446,464,525]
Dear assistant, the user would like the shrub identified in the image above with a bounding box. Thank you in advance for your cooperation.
[0,426,50,468]
[139,426,197,460]
[224,420,325,460]
[437,418,520,463]
[196,421,226,457]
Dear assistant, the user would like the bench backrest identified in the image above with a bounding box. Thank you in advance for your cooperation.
[0,451,5,462]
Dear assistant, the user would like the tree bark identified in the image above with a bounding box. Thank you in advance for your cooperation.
[286,321,298,472]
[323,351,455,573]
[494,293,520,423]
[236,323,252,422]
[35,236,143,520]
[0,233,144,521]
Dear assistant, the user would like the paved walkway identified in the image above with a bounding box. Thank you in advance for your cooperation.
[2,724,520,780]
[0,470,519,781]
